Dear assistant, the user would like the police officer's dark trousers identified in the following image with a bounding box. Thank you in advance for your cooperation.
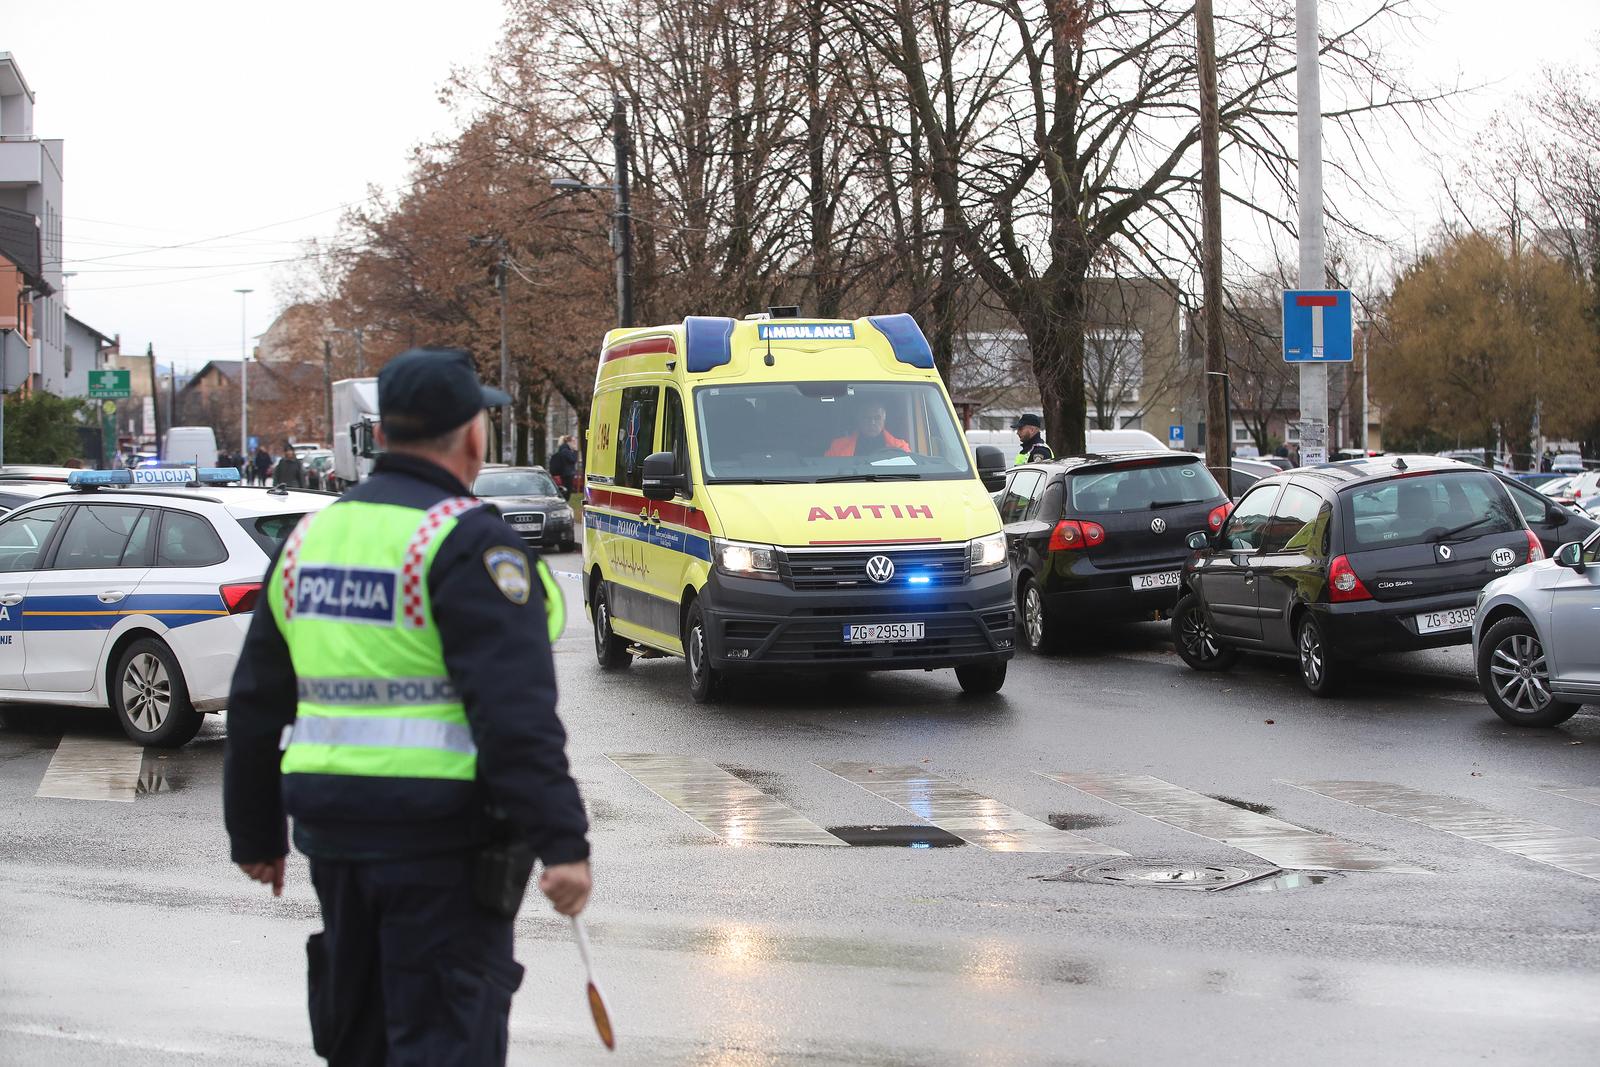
[307,852,524,1066]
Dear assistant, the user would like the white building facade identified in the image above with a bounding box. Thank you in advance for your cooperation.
[0,53,65,394]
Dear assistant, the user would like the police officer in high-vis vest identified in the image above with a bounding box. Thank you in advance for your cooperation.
[1013,413,1054,464]
[224,347,590,1066]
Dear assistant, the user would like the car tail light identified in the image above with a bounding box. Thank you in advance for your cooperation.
[1207,501,1234,532]
[1525,530,1544,563]
[221,582,262,614]
[1049,520,1106,551]
[1327,555,1371,603]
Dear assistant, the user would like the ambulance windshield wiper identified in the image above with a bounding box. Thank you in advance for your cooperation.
[814,473,921,482]
[711,477,809,484]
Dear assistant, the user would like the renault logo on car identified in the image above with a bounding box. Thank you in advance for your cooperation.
[865,555,896,584]
[1150,517,1167,534]
[1437,544,1453,561]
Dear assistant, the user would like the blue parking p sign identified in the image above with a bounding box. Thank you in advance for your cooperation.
[1282,290,1353,363]
[1168,424,1185,448]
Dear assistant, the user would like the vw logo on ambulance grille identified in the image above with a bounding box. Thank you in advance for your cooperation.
[1150,517,1167,534]
[865,555,896,584]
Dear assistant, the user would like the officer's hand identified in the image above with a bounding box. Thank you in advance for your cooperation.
[539,861,591,916]
[238,858,286,897]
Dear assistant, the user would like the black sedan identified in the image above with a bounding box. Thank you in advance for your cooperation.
[1493,471,1597,555]
[998,451,1231,652]
[1172,455,1543,695]
[472,466,577,551]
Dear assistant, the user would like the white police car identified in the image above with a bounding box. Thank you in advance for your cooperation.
[0,467,334,746]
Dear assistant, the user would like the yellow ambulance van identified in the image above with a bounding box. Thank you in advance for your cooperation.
[582,311,1015,701]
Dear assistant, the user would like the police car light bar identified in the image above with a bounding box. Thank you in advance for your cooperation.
[67,467,243,489]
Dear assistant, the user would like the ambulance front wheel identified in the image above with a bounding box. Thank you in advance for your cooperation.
[591,582,632,670]
[684,601,724,704]
[955,661,1007,695]
[112,637,203,748]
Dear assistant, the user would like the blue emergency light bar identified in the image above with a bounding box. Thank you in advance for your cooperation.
[67,467,243,489]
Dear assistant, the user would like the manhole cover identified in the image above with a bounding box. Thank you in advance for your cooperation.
[1046,861,1274,891]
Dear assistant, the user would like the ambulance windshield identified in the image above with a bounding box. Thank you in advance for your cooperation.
[694,382,974,483]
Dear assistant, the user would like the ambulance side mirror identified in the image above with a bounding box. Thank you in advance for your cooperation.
[641,452,687,501]
[974,445,1006,492]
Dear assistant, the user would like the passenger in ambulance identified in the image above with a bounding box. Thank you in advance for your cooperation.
[825,402,911,457]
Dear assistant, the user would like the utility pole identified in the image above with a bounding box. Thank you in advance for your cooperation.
[1295,0,1328,464]
[235,288,253,460]
[169,365,178,428]
[1196,0,1229,482]
[146,341,162,448]
[612,95,634,329]
[0,326,10,468]
[496,257,511,464]
[323,338,334,445]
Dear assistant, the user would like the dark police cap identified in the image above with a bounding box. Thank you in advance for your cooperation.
[379,348,511,442]
[1012,413,1043,430]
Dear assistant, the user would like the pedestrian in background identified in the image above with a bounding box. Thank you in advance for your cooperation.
[224,347,590,1066]
[273,439,305,488]
[548,434,578,499]
[1012,413,1054,464]
[252,445,272,486]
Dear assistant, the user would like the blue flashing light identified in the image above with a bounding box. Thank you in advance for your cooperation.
[907,574,931,586]
[867,313,935,369]
[684,316,736,373]
[68,467,243,489]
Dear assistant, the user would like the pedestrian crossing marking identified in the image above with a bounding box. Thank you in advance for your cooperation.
[34,735,143,803]
[1287,780,1600,882]
[605,753,845,847]
[1041,771,1427,873]
[816,762,1127,855]
[1535,785,1600,807]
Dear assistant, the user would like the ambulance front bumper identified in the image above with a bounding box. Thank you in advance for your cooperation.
[700,567,1015,671]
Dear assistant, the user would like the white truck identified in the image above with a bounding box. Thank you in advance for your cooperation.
[331,377,380,491]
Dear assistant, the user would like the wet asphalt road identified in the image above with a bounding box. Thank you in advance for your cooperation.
[2,548,1598,1065]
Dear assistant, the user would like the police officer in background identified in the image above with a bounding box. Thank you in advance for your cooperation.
[1013,413,1054,464]
[224,347,590,1066]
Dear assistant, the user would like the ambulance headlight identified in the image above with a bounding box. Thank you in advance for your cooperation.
[968,532,1007,573]
[713,538,779,580]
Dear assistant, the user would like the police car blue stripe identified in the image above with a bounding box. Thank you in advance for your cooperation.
[585,510,713,561]
[20,592,230,631]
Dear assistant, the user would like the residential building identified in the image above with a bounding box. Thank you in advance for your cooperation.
[256,302,333,364]
[59,312,117,397]
[0,54,64,394]
[0,203,46,392]
[180,359,329,452]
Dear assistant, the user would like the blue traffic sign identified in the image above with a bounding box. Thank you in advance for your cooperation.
[1168,424,1185,448]
[1282,289,1353,363]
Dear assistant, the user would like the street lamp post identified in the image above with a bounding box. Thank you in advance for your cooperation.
[551,96,636,330]
[235,288,252,463]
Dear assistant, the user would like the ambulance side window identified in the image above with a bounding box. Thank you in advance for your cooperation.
[661,388,689,480]
[615,386,660,491]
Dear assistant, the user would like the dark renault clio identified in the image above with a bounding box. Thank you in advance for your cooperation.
[1172,456,1544,694]
[998,451,1231,651]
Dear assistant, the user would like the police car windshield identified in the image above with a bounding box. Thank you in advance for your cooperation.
[473,471,559,498]
[694,382,973,483]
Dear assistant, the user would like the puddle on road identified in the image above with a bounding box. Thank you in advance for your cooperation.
[827,825,966,848]
[137,753,185,795]
[1208,794,1276,816]
[1242,872,1342,892]
[1048,811,1117,831]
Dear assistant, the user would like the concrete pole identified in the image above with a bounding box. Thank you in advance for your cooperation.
[1296,0,1328,465]
[1196,0,1230,483]
[235,288,252,462]
[1359,323,1370,453]
[497,260,512,464]
[612,95,634,329]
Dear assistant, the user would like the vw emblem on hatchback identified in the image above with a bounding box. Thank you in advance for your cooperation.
[1150,517,1167,534]
[1491,547,1515,567]
[1437,544,1453,562]
[865,555,896,584]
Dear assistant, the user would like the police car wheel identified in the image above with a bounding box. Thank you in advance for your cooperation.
[1172,593,1238,672]
[955,661,1006,694]
[591,582,631,670]
[112,638,203,748]
[684,602,723,704]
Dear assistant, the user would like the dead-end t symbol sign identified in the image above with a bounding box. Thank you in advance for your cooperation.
[1282,290,1354,363]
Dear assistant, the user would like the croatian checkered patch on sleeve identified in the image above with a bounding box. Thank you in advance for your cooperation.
[484,548,532,605]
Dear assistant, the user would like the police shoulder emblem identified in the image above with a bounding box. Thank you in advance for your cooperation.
[484,547,532,605]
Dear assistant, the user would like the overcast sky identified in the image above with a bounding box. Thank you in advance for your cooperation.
[4,0,1598,372]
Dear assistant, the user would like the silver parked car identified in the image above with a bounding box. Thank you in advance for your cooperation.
[1473,526,1600,726]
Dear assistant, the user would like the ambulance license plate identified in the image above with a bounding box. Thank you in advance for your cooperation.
[843,622,925,644]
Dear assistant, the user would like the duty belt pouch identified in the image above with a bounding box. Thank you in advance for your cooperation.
[473,837,536,918]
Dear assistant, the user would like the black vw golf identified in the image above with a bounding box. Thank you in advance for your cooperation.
[1172,455,1544,695]
[998,451,1232,651]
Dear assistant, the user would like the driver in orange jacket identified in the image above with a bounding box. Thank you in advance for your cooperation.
[825,402,911,457]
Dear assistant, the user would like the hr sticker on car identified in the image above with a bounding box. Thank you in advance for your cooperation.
[1491,547,1515,568]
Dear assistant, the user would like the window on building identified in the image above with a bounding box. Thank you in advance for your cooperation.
[1232,422,1253,443]
[63,343,72,376]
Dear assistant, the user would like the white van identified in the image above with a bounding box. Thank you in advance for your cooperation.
[163,426,219,470]
[964,426,1172,457]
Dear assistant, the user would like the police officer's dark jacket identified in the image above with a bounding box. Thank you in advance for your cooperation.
[224,453,589,866]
